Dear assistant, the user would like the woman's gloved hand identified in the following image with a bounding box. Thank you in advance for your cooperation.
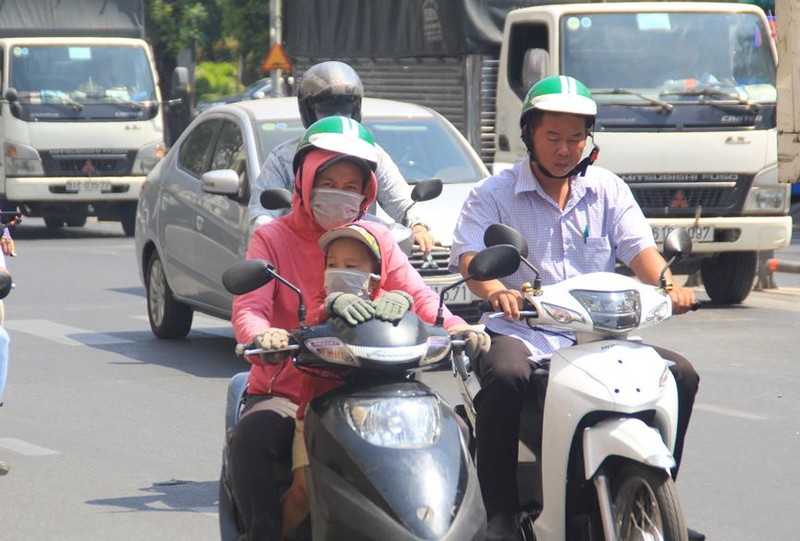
[325,293,375,326]
[253,328,291,364]
[373,291,413,322]
[448,324,491,361]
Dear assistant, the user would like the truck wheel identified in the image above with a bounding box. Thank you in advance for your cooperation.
[66,216,88,227]
[146,252,193,339]
[44,216,65,229]
[121,203,137,237]
[700,251,756,304]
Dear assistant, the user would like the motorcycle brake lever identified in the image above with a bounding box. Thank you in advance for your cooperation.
[235,343,300,357]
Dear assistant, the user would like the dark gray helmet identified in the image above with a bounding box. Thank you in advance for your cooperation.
[297,61,364,128]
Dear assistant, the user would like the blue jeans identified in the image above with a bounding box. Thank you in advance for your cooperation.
[0,326,9,405]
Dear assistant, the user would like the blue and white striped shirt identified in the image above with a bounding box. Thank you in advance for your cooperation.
[449,161,654,355]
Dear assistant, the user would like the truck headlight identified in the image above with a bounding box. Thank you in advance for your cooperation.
[744,165,789,213]
[132,141,165,175]
[4,142,44,176]
[344,396,441,448]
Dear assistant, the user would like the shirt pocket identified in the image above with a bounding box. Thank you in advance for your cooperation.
[583,236,612,262]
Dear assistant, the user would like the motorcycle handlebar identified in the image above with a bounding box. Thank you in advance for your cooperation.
[235,343,300,357]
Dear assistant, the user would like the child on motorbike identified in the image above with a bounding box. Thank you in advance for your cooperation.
[230,116,488,540]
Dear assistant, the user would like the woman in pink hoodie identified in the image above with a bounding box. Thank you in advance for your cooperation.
[229,116,486,540]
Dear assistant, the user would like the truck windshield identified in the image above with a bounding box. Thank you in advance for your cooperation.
[8,44,157,116]
[561,11,776,104]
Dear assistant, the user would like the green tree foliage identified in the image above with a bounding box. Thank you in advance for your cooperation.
[220,0,271,84]
[194,61,238,100]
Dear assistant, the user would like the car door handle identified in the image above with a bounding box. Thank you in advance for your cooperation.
[196,215,205,230]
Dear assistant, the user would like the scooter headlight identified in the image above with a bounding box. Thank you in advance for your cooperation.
[344,396,441,448]
[570,289,641,332]
[305,337,359,367]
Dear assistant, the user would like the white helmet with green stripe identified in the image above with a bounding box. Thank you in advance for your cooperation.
[293,115,379,173]
[520,75,597,128]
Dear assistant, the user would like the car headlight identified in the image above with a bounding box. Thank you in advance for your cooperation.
[305,337,359,367]
[4,142,44,176]
[344,396,441,448]
[570,289,641,332]
[132,140,165,175]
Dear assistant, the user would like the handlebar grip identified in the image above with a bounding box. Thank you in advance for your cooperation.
[690,302,701,311]
[477,300,493,312]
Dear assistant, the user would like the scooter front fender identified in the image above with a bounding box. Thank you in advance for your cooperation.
[583,417,675,480]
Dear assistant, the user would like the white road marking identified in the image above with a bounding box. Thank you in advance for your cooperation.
[694,403,768,421]
[0,437,60,456]
[4,319,134,346]
[133,314,234,337]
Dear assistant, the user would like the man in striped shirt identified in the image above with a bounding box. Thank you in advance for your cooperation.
[450,76,700,540]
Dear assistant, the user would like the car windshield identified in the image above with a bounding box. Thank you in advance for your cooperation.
[364,117,485,183]
[256,116,485,183]
[561,11,776,104]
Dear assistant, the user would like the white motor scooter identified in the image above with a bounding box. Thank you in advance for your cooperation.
[450,224,695,541]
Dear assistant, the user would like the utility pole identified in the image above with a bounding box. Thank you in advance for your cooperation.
[269,0,283,97]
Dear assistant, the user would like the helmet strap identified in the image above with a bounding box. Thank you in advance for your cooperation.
[528,132,600,179]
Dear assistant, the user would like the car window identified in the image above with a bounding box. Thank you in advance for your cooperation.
[257,120,304,159]
[179,119,220,177]
[210,120,248,186]
[364,118,484,183]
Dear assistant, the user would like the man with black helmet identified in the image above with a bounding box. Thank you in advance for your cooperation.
[250,60,435,255]
[450,76,701,540]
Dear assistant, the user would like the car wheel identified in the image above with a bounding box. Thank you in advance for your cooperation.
[65,215,88,227]
[146,252,193,339]
[121,202,137,237]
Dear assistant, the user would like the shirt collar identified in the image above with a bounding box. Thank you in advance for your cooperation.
[515,160,598,201]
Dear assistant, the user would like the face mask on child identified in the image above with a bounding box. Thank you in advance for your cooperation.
[310,188,364,230]
[324,268,379,299]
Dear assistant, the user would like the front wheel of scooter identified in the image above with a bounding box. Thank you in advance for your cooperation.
[611,463,688,541]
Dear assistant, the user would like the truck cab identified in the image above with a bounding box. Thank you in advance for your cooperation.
[495,2,792,303]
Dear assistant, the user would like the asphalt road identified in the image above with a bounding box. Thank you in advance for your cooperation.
[0,217,798,540]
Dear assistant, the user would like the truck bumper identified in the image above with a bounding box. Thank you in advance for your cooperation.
[649,216,793,254]
[4,176,144,202]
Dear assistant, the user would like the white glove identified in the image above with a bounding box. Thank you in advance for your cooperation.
[448,324,491,361]
[373,291,414,322]
[325,293,375,326]
[253,328,291,364]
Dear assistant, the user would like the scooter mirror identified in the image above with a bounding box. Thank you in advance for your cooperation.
[662,228,692,261]
[468,244,521,281]
[484,223,529,258]
[260,188,293,211]
[410,178,443,202]
[222,259,276,295]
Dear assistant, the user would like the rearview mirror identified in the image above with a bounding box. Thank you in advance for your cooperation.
[410,178,443,202]
[662,228,692,262]
[260,188,293,211]
[467,244,521,281]
[484,223,529,258]
[222,259,276,295]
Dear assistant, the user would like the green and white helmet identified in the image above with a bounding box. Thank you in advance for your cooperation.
[519,75,597,128]
[293,115,378,173]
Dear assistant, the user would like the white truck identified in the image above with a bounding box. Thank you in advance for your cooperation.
[776,0,800,205]
[0,0,165,235]
[282,0,792,304]
[494,2,792,304]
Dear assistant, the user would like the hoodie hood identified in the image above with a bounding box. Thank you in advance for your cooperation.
[290,148,378,232]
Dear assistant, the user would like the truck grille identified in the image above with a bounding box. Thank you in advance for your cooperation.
[625,175,752,217]
[408,245,453,277]
[40,150,136,176]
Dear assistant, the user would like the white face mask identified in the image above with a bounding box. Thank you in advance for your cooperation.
[324,268,379,299]
[310,188,364,230]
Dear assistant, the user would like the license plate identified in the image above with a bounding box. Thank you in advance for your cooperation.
[652,225,714,243]
[66,180,112,192]
[430,282,474,304]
